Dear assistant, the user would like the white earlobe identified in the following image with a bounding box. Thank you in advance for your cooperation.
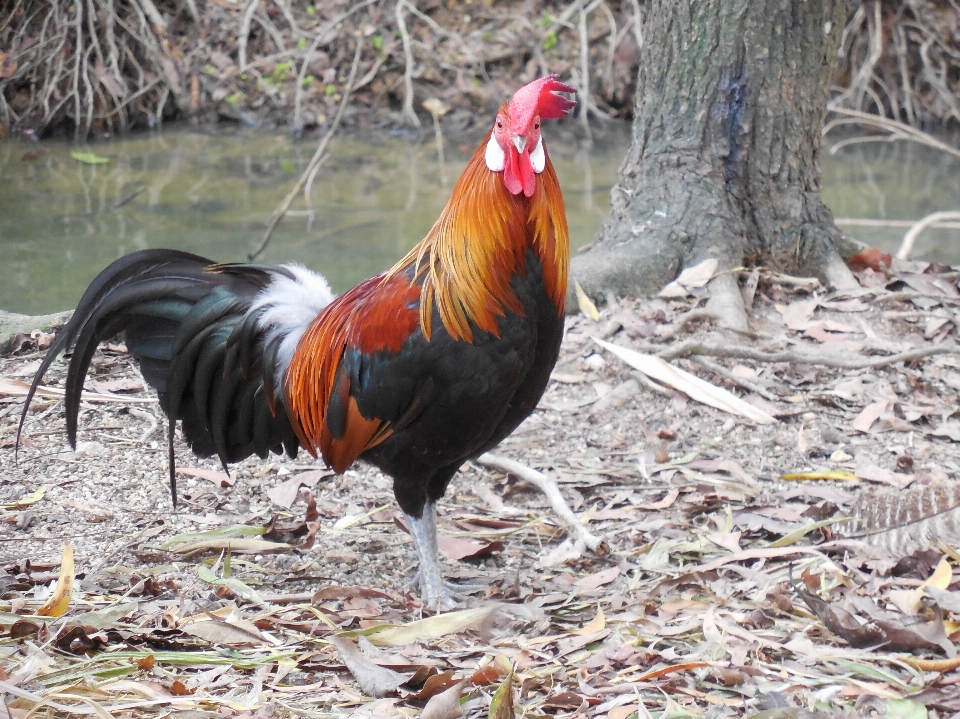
[485,135,505,171]
[530,137,545,173]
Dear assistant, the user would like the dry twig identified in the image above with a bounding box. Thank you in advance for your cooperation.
[238,0,260,73]
[250,39,363,261]
[476,453,603,553]
[395,0,420,127]
[824,107,960,160]
[691,356,779,402]
[897,211,960,260]
[292,0,379,134]
[656,339,957,368]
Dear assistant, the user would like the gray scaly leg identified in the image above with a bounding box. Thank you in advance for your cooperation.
[406,502,456,611]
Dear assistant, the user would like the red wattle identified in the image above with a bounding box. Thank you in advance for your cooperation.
[503,146,522,195]
[519,150,535,197]
[504,147,536,197]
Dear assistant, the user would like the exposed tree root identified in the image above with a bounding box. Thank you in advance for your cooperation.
[0,0,642,137]
[692,356,780,402]
[896,211,960,261]
[3,1,957,137]
[704,274,749,333]
[831,0,960,130]
[0,310,72,355]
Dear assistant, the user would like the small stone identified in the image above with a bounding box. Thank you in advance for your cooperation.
[582,354,606,371]
[74,441,106,456]
[830,449,852,463]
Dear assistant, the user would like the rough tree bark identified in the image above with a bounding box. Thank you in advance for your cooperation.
[572,0,862,329]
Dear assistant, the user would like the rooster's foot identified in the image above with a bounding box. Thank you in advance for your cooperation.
[419,580,460,612]
[411,571,484,610]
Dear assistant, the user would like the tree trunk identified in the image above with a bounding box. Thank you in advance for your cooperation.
[572,0,861,326]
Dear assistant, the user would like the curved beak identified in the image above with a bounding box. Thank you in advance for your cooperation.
[511,135,528,153]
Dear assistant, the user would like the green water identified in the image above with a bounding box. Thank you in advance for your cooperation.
[820,136,960,265]
[0,123,958,315]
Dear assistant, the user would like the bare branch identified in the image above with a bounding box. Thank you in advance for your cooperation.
[395,0,420,127]
[250,39,363,261]
[293,0,378,134]
[238,0,260,72]
[898,211,960,260]
[476,453,603,554]
[137,0,167,30]
[691,356,780,402]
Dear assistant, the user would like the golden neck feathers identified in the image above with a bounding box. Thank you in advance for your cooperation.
[388,132,569,343]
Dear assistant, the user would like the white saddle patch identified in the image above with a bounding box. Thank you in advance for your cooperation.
[250,264,335,394]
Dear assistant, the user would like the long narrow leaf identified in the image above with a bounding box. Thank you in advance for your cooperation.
[593,338,777,424]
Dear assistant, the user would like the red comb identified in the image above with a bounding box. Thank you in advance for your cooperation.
[508,74,577,134]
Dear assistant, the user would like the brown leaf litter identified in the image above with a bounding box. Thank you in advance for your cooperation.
[1,266,960,717]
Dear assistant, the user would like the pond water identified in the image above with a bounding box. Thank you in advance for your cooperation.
[1,122,958,315]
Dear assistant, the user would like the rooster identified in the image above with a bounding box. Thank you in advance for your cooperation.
[19,75,575,610]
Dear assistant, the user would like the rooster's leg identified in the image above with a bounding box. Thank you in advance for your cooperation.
[406,502,456,611]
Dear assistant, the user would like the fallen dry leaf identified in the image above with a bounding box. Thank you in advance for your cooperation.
[37,544,74,617]
[420,679,466,719]
[266,468,333,508]
[469,664,502,686]
[875,617,955,656]
[437,534,504,560]
[575,567,620,591]
[330,636,411,697]
[891,557,953,616]
[854,458,912,488]
[852,401,892,433]
[573,607,605,636]
[364,606,501,646]
[574,278,600,320]
[88,378,144,393]
[929,422,960,442]
[781,469,859,482]
[0,377,154,404]
[799,591,885,648]
[488,664,515,719]
[408,670,462,700]
[180,609,267,645]
[777,297,820,330]
[658,258,718,297]
[848,247,893,272]
[167,538,286,554]
[176,467,235,487]
[593,338,777,424]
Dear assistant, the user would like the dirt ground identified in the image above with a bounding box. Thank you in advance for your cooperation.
[2,265,960,718]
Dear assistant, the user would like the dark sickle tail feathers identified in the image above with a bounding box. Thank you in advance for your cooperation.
[17,249,303,507]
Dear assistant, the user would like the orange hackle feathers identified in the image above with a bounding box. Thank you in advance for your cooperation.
[393,129,569,343]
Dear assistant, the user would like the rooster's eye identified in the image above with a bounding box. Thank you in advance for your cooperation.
[497,121,503,129]
[534,122,540,129]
